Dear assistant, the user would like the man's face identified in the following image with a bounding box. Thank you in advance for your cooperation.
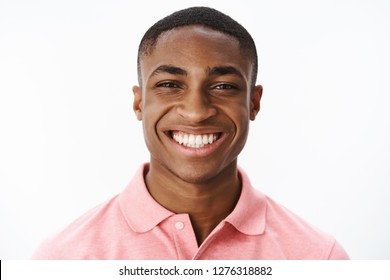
[134,25,262,184]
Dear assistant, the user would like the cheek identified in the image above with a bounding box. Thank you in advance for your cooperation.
[141,117,154,152]
[141,99,172,147]
[141,104,160,147]
[224,101,250,125]
[227,104,251,146]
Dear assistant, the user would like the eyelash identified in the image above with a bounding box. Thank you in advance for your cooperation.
[213,83,238,90]
[156,82,237,89]
[156,81,180,88]
[154,81,240,99]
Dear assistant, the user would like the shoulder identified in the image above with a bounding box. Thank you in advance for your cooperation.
[32,194,124,259]
[236,167,349,259]
[262,195,349,259]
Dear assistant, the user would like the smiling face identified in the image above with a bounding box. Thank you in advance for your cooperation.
[133,25,262,184]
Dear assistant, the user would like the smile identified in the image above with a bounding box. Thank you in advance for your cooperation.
[170,131,222,148]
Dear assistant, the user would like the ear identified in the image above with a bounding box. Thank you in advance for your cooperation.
[250,85,263,121]
[132,86,143,121]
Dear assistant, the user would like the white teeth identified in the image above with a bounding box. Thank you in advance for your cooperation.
[188,134,195,146]
[172,132,220,148]
[195,135,202,146]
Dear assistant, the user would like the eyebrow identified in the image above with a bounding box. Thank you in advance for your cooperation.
[149,65,244,79]
[207,66,244,79]
[151,65,187,76]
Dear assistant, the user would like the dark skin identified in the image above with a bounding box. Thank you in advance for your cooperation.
[133,25,262,245]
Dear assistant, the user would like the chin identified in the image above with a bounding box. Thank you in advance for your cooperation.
[171,165,220,184]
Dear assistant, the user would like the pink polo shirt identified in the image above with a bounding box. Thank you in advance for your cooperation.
[32,164,349,259]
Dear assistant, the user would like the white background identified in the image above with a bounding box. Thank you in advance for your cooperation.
[0,0,389,259]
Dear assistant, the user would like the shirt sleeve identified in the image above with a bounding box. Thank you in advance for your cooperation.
[31,239,52,259]
[327,239,350,260]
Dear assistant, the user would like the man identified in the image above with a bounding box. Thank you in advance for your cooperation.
[32,7,349,259]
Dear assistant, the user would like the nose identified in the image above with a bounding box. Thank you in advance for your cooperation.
[176,89,217,123]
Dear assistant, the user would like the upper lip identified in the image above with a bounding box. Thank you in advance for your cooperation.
[163,125,226,135]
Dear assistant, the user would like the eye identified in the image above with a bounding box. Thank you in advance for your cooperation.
[153,81,183,96]
[210,82,241,97]
[214,83,237,90]
[156,81,179,88]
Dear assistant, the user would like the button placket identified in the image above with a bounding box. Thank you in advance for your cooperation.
[170,215,199,259]
[193,222,226,259]
[175,221,185,230]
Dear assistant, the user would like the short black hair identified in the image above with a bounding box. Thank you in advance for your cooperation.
[137,6,258,87]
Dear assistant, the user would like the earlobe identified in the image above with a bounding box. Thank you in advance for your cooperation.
[250,85,263,121]
[132,86,143,121]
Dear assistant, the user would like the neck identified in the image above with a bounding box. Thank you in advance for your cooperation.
[145,159,241,245]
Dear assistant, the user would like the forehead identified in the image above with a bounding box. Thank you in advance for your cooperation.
[139,25,252,80]
[156,25,239,49]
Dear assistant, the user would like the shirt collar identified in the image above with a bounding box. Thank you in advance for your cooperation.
[224,167,267,235]
[119,163,175,233]
[119,164,267,235]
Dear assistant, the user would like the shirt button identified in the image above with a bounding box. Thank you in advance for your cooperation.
[175,222,185,230]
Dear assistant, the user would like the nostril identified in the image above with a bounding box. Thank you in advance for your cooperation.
[176,104,217,122]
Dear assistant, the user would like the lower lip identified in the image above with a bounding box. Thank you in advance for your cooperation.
[167,133,226,157]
